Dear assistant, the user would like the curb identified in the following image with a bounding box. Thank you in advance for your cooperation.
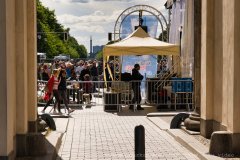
[45,118,70,159]
[147,116,223,160]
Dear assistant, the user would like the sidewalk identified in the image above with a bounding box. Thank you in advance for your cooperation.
[147,116,223,160]
[41,104,200,160]
[38,103,240,160]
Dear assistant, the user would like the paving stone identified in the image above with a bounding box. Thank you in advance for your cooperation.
[55,103,200,160]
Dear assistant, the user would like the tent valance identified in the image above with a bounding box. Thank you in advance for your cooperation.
[103,27,179,58]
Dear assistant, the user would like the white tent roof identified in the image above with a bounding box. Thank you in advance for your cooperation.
[103,27,179,58]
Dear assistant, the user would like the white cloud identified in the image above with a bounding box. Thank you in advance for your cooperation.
[94,0,131,2]
[49,0,90,3]
[71,0,90,3]
[75,36,91,51]
[75,35,89,43]
[40,0,168,52]
[74,25,105,33]
[57,10,120,25]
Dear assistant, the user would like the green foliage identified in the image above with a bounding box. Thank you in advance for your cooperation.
[96,50,103,60]
[37,0,87,59]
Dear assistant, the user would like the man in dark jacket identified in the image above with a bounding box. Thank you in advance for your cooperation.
[130,64,144,110]
[80,64,91,81]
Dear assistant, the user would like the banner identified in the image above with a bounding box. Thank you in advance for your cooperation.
[121,15,158,39]
[122,55,157,78]
[122,55,157,101]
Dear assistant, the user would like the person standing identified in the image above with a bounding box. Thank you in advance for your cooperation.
[80,64,91,81]
[129,64,144,110]
[58,69,74,115]
[90,61,98,81]
[41,64,50,81]
[75,61,84,76]
[90,61,98,92]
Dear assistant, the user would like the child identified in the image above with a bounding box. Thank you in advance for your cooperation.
[82,74,93,104]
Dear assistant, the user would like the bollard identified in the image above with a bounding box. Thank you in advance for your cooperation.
[135,125,145,160]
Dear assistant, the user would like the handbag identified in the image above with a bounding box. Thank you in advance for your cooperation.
[43,92,51,101]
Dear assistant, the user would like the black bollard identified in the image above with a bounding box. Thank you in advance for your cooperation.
[135,125,145,160]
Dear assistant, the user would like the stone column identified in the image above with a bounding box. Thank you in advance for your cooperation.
[200,0,215,138]
[181,0,194,78]
[232,0,240,133]
[221,0,235,132]
[15,0,29,156]
[0,0,16,159]
[209,1,240,155]
[212,0,223,128]
[231,1,240,154]
[193,0,201,115]
[15,0,28,134]
[27,0,37,133]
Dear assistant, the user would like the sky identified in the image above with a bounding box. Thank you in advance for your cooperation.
[40,0,168,53]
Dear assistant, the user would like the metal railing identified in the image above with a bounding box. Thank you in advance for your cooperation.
[155,56,182,88]
[37,79,194,111]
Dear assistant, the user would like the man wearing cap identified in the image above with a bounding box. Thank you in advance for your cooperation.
[130,64,144,110]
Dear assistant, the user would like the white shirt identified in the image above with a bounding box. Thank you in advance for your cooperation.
[75,66,83,75]
[53,76,59,90]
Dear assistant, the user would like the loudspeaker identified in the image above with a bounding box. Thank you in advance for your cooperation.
[104,92,120,111]
[108,33,112,41]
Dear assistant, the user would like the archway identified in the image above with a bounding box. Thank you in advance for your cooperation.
[113,5,169,41]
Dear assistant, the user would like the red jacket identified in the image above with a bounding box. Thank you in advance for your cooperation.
[47,76,54,93]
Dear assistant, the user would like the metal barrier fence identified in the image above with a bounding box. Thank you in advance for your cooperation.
[37,79,194,111]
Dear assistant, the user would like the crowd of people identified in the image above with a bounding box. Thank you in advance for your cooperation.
[38,59,103,82]
[37,58,168,112]
[38,59,104,115]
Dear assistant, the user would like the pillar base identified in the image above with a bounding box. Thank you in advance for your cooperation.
[28,120,38,133]
[200,119,227,138]
[209,132,240,157]
[200,119,213,138]
[16,133,47,157]
[184,114,200,132]
[0,151,15,160]
[209,131,232,156]
[232,134,240,156]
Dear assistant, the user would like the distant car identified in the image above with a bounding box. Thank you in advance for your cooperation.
[54,54,70,61]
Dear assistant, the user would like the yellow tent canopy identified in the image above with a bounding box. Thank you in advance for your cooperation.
[103,27,180,58]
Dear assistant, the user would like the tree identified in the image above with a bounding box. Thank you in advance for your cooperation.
[37,0,87,59]
[96,50,103,60]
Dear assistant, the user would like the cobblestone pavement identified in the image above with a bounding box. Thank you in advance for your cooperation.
[56,103,199,160]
